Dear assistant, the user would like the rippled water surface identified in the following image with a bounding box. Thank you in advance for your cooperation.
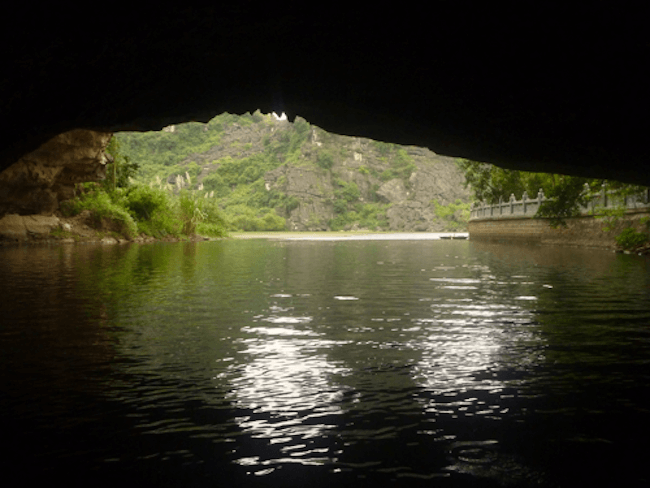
[1,238,650,487]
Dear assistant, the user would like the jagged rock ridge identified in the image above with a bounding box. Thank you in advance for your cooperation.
[153,113,470,232]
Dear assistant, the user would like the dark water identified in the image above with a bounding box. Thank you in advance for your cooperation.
[1,238,649,487]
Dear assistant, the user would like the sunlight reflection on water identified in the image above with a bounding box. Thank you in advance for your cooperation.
[2,240,649,486]
[220,249,550,477]
[231,319,350,467]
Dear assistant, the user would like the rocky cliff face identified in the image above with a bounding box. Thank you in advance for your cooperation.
[174,115,470,231]
[265,135,469,231]
[0,129,112,216]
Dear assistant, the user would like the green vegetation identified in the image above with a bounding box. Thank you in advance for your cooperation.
[374,146,416,183]
[60,137,228,239]
[114,113,321,232]
[331,180,365,222]
[116,119,223,182]
[123,185,178,237]
[334,180,361,204]
[432,199,472,231]
[226,205,286,231]
[316,151,334,169]
[177,190,223,236]
[595,206,627,232]
[61,186,139,238]
[616,227,648,250]
[367,142,416,184]
[459,160,551,205]
[535,176,591,228]
[106,112,466,234]
[329,202,390,231]
[371,140,393,157]
[613,215,650,251]
[103,136,140,192]
[61,183,228,239]
[458,159,648,228]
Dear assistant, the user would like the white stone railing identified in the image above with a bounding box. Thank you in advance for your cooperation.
[470,185,650,220]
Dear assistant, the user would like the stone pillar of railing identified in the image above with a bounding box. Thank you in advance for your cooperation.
[522,191,528,214]
[509,194,515,214]
[498,196,503,215]
[601,183,607,208]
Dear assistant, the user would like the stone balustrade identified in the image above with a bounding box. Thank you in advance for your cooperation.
[470,186,650,221]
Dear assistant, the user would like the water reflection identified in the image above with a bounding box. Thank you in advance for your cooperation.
[229,297,349,471]
[1,239,649,486]
[412,263,545,433]
[222,242,553,481]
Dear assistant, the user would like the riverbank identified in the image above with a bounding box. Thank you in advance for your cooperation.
[469,212,650,255]
[230,231,469,241]
[0,211,214,245]
[0,216,470,246]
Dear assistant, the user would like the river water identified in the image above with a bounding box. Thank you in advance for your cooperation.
[1,236,649,487]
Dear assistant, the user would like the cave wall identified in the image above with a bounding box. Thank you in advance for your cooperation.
[0,130,112,216]
[1,6,647,193]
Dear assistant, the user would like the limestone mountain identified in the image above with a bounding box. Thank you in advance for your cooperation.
[117,112,471,232]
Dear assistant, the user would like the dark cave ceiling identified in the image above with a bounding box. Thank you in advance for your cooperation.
[2,5,647,184]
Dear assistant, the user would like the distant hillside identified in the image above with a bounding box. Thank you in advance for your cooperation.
[116,112,471,232]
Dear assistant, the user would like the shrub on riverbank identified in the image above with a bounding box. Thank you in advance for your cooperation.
[615,227,649,251]
[224,204,287,231]
[61,184,228,239]
[329,202,390,231]
[61,186,139,238]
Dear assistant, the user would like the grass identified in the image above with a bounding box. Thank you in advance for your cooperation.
[49,228,78,240]
[61,188,138,237]
[60,183,228,240]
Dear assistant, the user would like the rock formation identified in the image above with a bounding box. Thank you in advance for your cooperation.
[265,135,469,232]
[150,114,470,232]
[0,214,61,241]
[1,7,647,212]
[0,130,112,216]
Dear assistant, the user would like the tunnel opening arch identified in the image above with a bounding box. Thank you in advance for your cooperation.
[1,6,648,188]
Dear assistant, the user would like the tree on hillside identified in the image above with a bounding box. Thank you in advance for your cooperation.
[458,159,648,226]
[105,135,140,192]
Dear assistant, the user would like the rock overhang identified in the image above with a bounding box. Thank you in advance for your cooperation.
[1,6,647,185]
